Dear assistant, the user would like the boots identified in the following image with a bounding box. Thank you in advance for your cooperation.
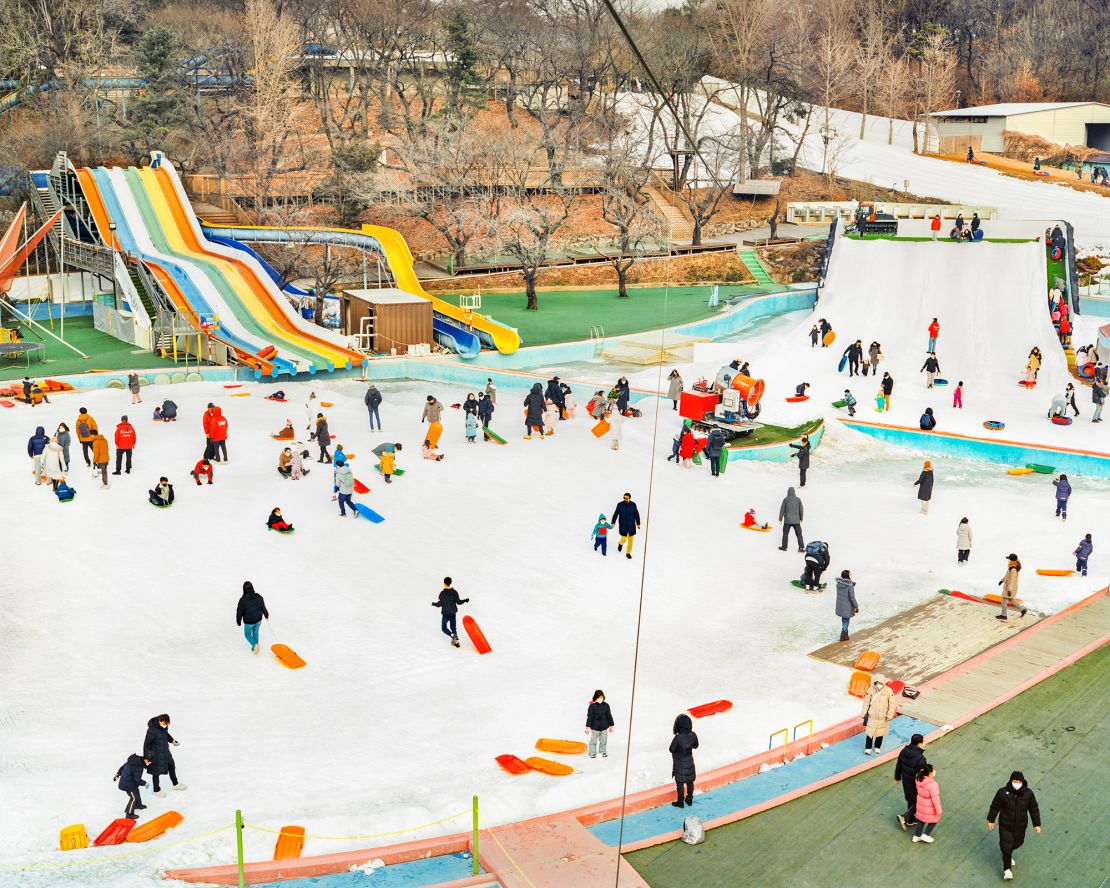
[839,629,850,642]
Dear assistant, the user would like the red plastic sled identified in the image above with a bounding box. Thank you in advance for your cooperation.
[353,479,370,494]
[689,700,733,718]
[94,818,135,846]
[496,754,532,775]
[223,384,243,389]
[462,615,491,654]
[1018,380,1036,388]
[0,400,13,408]
[785,396,809,403]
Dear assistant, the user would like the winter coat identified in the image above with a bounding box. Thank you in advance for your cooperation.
[678,430,696,459]
[42,442,65,480]
[789,441,810,468]
[278,451,293,472]
[957,522,973,550]
[116,754,147,792]
[562,387,576,411]
[1027,353,1041,372]
[1093,382,1107,406]
[151,482,174,504]
[778,487,804,523]
[524,384,546,425]
[91,435,109,465]
[143,717,176,776]
[315,418,331,446]
[861,681,897,738]
[114,422,137,450]
[127,373,141,394]
[915,776,943,823]
[928,320,940,338]
[930,217,941,232]
[1075,537,1093,560]
[868,344,881,364]
[485,383,497,403]
[921,356,940,373]
[75,412,98,443]
[881,376,894,395]
[1053,477,1072,502]
[914,469,934,501]
[894,744,927,788]
[615,380,631,411]
[462,397,479,415]
[543,403,560,429]
[704,428,725,460]
[433,587,468,616]
[55,428,71,462]
[477,398,494,423]
[465,413,478,436]
[364,386,382,410]
[667,373,683,400]
[421,399,444,424]
[161,400,178,420]
[372,442,396,457]
[612,499,641,536]
[844,342,863,361]
[669,714,699,783]
[545,379,565,407]
[204,407,228,442]
[1000,564,1020,597]
[334,462,355,495]
[27,426,48,457]
[236,590,269,625]
[586,701,614,732]
[987,776,1041,838]
[834,577,858,618]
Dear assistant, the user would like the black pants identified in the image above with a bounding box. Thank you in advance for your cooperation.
[864,734,884,751]
[81,440,93,465]
[709,454,720,477]
[999,828,1025,870]
[802,563,823,588]
[212,440,227,462]
[675,780,693,803]
[958,548,970,563]
[114,449,132,473]
[151,760,177,793]
[799,465,808,487]
[901,781,919,824]
[149,491,168,506]
[123,787,142,816]
[848,359,859,376]
[318,443,331,462]
[781,523,803,550]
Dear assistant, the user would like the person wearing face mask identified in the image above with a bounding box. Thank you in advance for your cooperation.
[987,771,1042,881]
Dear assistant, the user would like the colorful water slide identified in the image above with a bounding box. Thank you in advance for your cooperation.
[198,222,522,356]
[204,234,310,297]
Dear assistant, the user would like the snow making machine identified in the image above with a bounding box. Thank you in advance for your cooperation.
[679,365,765,442]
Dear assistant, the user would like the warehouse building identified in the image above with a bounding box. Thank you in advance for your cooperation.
[932,102,1110,154]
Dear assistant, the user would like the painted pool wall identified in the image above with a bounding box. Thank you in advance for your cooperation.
[841,419,1110,479]
[1078,295,1110,318]
[725,420,825,463]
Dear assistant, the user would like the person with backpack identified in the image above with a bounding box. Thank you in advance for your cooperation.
[777,487,804,552]
[114,753,150,820]
[860,673,896,754]
[920,353,941,389]
[789,435,811,487]
[834,569,858,641]
[432,577,469,648]
[75,408,98,467]
[1053,474,1071,520]
[364,383,383,430]
[113,416,136,475]
[987,771,1042,881]
[26,425,49,485]
[584,690,615,758]
[334,460,356,516]
[914,461,934,514]
[802,540,830,591]
[842,389,857,416]
[143,714,185,796]
[148,477,174,507]
[1073,533,1093,576]
[997,555,1026,621]
[919,407,937,430]
[911,764,943,843]
[592,513,613,556]
[670,713,699,808]
[611,492,641,560]
[894,734,928,831]
[236,581,269,654]
[704,427,726,478]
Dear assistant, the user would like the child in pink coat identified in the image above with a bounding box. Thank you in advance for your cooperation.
[912,764,943,843]
[953,381,963,409]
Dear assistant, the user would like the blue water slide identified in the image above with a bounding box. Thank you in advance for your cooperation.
[433,315,482,359]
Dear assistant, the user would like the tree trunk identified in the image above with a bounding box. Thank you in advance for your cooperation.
[525,272,538,310]
[616,261,628,298]
[912,119,919,154]
[691,219,702,246]
[888,115,894,146]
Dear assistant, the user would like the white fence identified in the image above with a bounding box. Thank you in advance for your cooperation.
[787,201,999,224]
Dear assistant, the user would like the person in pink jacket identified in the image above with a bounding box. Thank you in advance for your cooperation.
[912,764,943,843]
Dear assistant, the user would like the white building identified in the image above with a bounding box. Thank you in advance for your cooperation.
[931,102,1110,154]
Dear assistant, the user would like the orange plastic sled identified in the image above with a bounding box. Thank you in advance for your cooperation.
[689,700,733,718]
[847,670,871,698]
[853,651,881,671]
[983,593,1025,608]
[535,738,588,755]
[1036,569,1074,576]
[126,811,183,843]
[273,825,306,860]
[496,754,533,775]
[740,523,771,532]
[272,644,307,669]
[524,756,574,776]
[320,401,334,407]
[591,420,610,438]
[462,615,491,654]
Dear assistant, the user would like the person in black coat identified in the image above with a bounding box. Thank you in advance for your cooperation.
[843,339,864,376]
[114,753,150,819]
[789,435,811,487]
[987,771,1042,879]
[545,376,565,416]
[236,581,270,653]
[584,690,615,758]
[160,399,178,421]
[524,383,545,438]
[914,461,934,514]
[364,384,383,431]
[432,576,470,647]
[704,427,726,478]
[611,493,641,559]
[920,408,936,430]
[614,377,631,413]
[143,714,185,795]
[894,734,928,829]
[670,713,699,808]
[462,393,479,416]
[477,393,494,427]
[881,372,894,411]
[920,353,941,388]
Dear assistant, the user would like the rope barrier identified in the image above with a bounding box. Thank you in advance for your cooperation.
[478,813,538,888]
[242,808,469,842]
[0,824,234,871]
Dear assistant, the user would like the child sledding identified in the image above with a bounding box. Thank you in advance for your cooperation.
[267,508,295,533]
[148,477,174,507]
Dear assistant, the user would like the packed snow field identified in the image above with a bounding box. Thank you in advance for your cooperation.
[2,344,1108,884]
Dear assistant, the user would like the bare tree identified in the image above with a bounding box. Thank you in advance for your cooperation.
[910,26,957,155]
[810,0,856,175]
[853,0,889,139]
[877,52,909,145]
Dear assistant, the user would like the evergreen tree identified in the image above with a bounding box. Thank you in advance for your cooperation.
[129,27,189,150]
[444,10,482,113]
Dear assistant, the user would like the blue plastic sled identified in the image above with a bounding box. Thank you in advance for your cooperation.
[353,503,385,523]
[838,355,848,373]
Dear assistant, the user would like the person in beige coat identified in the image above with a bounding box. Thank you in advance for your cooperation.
[997,554,1027,620]
[861,673,897,755]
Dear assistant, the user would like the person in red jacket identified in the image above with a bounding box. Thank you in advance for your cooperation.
[203,405,229,462]
[678,428,696,467]
[930,214,941,241]
[927,318,940,352]
[113,415,136,475]
[190,458,213,486]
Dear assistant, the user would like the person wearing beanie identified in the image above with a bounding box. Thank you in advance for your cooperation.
[987,771,1041,880]
[996,555,1026,620]
[914,461,934,514]
[1074,533,1093,576]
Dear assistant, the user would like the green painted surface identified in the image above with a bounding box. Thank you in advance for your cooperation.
[734,419,822,448]
[0,316,177,380]
[737,250,775,284]
[628,642,1110,888]
[437,284,779,347]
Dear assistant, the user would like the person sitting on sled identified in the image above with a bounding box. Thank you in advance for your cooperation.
[742,508,769,529]
[267,507,294,532]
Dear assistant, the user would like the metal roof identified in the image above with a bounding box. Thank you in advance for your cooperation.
[933,102,1109,118]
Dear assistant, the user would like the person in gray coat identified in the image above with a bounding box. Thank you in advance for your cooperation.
[914,461,934,514]
[334,460,356,517]
[835,569,859,641]
[777,487,804,551]
[55,423,71,472]
[666,370,683,410]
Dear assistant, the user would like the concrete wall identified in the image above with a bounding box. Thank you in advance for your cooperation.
[936,118,1007,152]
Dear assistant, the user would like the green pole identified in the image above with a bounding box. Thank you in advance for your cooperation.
[236,809,245,888]
[472,795,479,876]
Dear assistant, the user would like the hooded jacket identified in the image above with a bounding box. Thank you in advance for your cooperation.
[143,717,176,776]
[988,772,1041,834]
[315,417,331,445]
[704,428,726,460]
[204,407,228,442]
[91,434,110,465]
[893,743,927,788]
[27,426,48,457]
[592,515,612,538]
[1053,477,1071,501]
[236,584,269,626]
[915,776,943,823]
[42,441,65,480]
[75,410,98,442]
[669,714,699,782]
[115,754,147,792]
[524,384,546,424]
[834,576,858,618]
[364,386,382,410]
[861,676,897,737]
[545,378,565,406]
[928,320,940,338]
[914,468,934,501]
[1075,537,1093,560]
[114,421,137,450]
[161,400,178,420]
[920,409,936,430]
[55,427,71,457]
[778,487,804,523]
[1000,561,1021,596]
[957,521,973,550]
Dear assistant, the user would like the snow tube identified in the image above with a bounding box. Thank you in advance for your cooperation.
[1051,246,1063,261]
[949,228,960,239]
[983,421,1006,430]
[972,229,984,241]
[1079,363,1095,379]
[822,330,836,346]
[1051,415,1073,425]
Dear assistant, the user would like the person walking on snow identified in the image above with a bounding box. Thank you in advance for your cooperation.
[860,673,896,754]
[669,714,699,808]
[432,577,469,648]
[835,569,858,641]
[113,416,136,475]
[895,734,928,831]
[930,214,941,241]
[953,380,964,409]
[868,342,882,376]
[957,517,973,564]
[334,460,356,516]
[114,754,150,820]
[585,690,615,758]
[911,765,943,843]
[91,431,110,488]
[881,372,894,411]
[914,461,934,513]
[789,434,811,487]
[667,370,683,409]
[1092,379,1106,422]
[921,353,941,388]
[1074,533,1093,577]
[236,581,269,653]
[927,318,940,352]
[55,423,71,472]
[608,406,625,451]
[843,339,864,376]
[304,392,318,431]
[76,408,98,466]
[843,389,857,416]
[364,384,383,430]
[128,371,142,404]
[314,414,332,463]
[143,714,185,796]
[778,487,804,551]
[809,325,820,348]
[477,392,494,430]
[704,427,726,478]
[1053,474,1071,520]
[1065,383,1079,418]
[987,771,1042,881]
[612,493,641,560]
[592,514,613,555]
[27,425,48,485]
[996,555,1027,621]
[524,383,545,439]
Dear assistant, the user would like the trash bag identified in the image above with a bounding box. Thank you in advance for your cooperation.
[682,815,705,846]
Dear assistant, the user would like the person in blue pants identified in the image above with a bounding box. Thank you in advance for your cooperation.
[1052,474,1071,520]
[432,577,470,648]
[236,581,270,654]
[364,384,383,430]
[1074,533,1093,576]
[592,514,612,555]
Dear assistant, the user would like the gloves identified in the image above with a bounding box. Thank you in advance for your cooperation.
[172,740,180,746]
